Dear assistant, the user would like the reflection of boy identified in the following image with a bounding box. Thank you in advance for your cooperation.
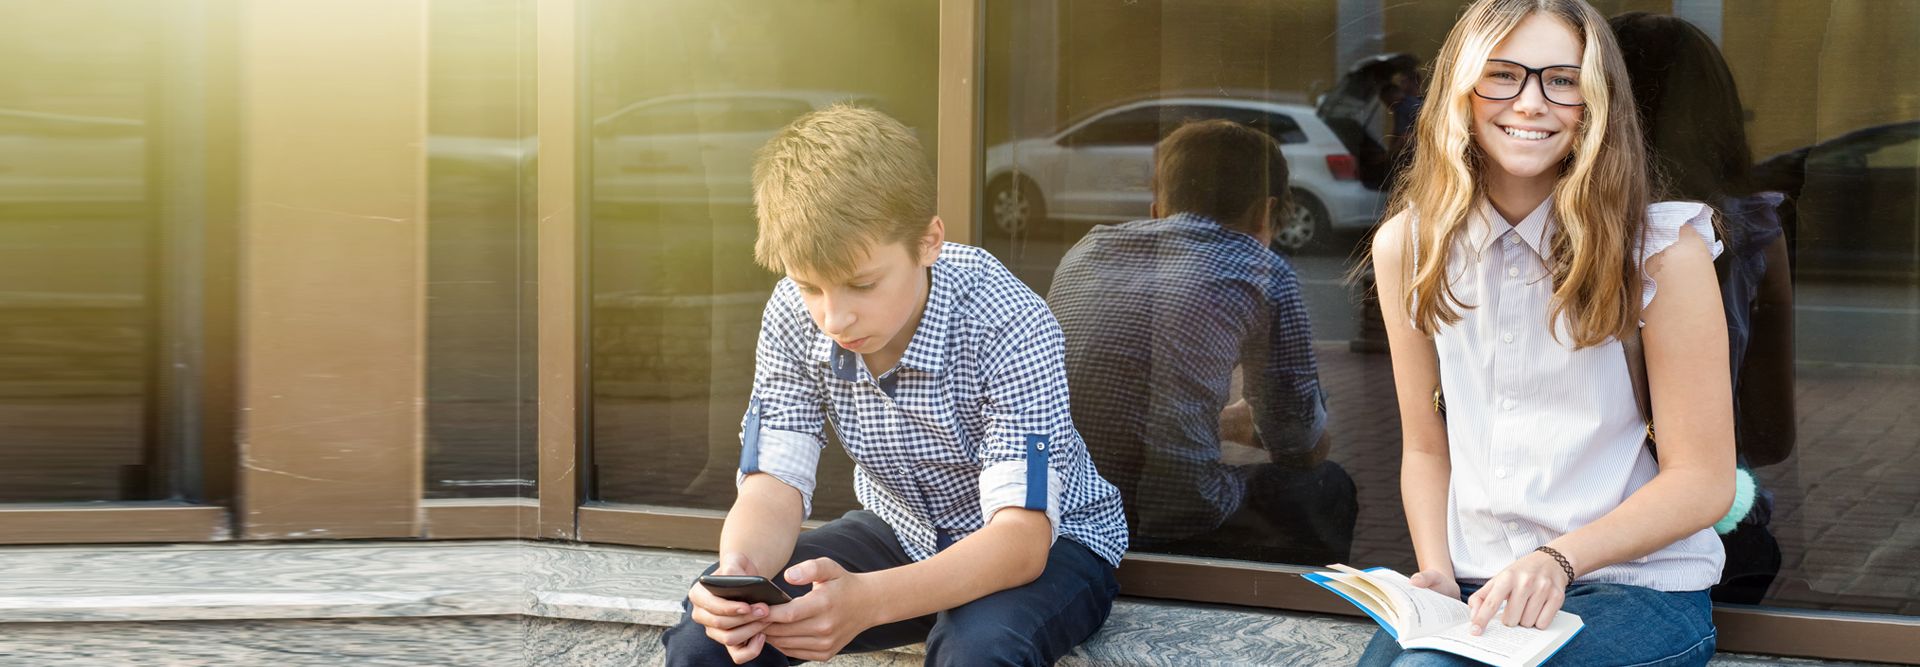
[1046,120,1356,565]
[660,104,1128,666]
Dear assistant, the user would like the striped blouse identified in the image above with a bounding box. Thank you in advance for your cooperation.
[1425,196,1727,591]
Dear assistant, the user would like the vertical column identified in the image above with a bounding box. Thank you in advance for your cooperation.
[237,0,428,538]
[536,0,582,539]
[939,0,984,243]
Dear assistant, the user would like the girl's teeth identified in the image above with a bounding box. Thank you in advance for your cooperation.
[1504,127,1549,140]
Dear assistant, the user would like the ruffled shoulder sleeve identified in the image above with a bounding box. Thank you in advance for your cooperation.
[1638,201,1724,323]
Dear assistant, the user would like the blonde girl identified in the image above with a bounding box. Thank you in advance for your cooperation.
[1361,0,1733,665]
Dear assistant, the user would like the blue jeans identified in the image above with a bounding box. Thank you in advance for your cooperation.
[1356,581,1716,667]
[660,510,1120,666]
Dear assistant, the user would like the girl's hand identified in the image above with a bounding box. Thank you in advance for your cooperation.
[1407,570,1461,601]
[1466,550,1570,633]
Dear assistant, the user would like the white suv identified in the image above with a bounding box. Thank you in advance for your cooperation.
[983,97,1386,252]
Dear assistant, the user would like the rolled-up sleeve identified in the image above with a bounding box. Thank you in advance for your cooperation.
[1243,264,1327,457]
[976,307,1075,541]
[736,284,827,518]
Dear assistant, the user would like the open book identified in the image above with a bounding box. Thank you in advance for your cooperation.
[1305,565,1584,667]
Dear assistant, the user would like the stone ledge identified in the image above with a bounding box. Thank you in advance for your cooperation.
[0,541,1869,665]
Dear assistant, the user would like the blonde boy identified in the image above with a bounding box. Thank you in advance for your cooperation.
[660,105,1128,666]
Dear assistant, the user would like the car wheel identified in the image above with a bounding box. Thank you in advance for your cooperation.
[984,174,1051,260]
[1272,189,1331,254]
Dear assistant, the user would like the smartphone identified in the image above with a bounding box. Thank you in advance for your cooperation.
[698,575,793,606]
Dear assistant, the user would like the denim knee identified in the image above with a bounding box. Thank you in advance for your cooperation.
[924,618,1043,667]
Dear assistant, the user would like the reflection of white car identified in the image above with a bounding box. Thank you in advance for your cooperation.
[590,91,882,208]
[983,98,1386,251]
[0,109,145,207]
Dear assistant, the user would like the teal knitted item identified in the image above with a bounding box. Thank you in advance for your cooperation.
[1714,467,1757,534]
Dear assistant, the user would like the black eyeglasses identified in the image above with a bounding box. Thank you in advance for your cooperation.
[1474,59,1585,107]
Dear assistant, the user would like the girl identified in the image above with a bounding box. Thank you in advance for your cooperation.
[1360,1,1734,665]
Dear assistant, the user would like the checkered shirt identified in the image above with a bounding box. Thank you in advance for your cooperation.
[738,242,1129,566]
[1046,214,1327,541]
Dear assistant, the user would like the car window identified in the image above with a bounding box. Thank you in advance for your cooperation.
[1060,106,1167,146]
[707,97,815,134]
[602,100,712,136]
[1865,132,1920,170]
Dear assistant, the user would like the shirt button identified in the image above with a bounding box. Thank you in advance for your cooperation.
[1034,442,1047,451]
[1506,521,1521,531]
[1495,467,1509,479]
[1502,398,1516,410]
[1502,332,1515,344]
[1507,266,1519,278]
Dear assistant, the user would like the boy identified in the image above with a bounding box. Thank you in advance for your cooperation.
[1046,119,1356,565]
[660,104,1128,666]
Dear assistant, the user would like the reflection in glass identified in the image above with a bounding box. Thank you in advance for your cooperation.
[1048,120,1357,565]
[0,2,175,502]
[987,0,1920,618]
[424,0,539,499]
[587,1,937,513]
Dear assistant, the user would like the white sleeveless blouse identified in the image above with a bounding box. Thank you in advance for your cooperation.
[1424,196,1726,591]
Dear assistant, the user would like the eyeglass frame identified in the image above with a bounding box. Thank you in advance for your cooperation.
[1472,58,1586,107]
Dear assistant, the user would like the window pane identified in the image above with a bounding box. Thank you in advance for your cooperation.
[424,0,538,499]
[0,1,189,502]
[587,0,938,515]
[986,0,1920,619]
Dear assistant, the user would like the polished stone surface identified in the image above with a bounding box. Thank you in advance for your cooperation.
[0,541,1877,665]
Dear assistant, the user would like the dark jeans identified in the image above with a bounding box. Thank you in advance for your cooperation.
[660,510,1120,666]
[1131,460,1358,566]
[1358,582,1716,666]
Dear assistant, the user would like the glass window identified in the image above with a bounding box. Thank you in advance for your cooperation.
[424,0,538,499]
[985,0,1920,619]
[586,0,938,517]
[0,1,196,503]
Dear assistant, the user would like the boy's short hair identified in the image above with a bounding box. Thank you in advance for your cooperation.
[1153,119,1290,233]
[752,103,935,277]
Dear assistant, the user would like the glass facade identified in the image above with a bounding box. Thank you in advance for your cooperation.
[0,0,1914,652]
[0,1,198,502]
[981,0,1919,617]
[584,0,938,517]
[425,0,540,499]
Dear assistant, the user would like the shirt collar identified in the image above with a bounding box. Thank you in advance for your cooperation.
[1467,195,1558,262]
[810,250,957,380]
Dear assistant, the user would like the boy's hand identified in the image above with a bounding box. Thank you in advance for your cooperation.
[762,557,880,662]
[688,553,774,663]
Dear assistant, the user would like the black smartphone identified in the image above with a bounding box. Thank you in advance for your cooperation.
[698,575,793,606]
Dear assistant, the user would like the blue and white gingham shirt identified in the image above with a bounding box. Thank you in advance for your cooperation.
[1047,214,1327,541]
[738,242,1129,566]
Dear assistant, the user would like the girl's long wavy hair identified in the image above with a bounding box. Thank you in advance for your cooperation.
[1393,0,1650,348]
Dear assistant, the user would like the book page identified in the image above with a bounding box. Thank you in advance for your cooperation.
[1332,566,1471,636]
[1400,609,1583,667]
[1319,571,1398,621]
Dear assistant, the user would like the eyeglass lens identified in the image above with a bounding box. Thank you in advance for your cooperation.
[1476,61,1583,106]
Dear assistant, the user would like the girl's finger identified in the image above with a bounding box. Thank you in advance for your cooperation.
[1468,579,1510,634]
[1503,580,1533,627]
[1517,582,1552,628]
[1534,591,1565,630]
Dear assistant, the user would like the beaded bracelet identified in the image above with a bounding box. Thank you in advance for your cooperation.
[1534,546,1576,587]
